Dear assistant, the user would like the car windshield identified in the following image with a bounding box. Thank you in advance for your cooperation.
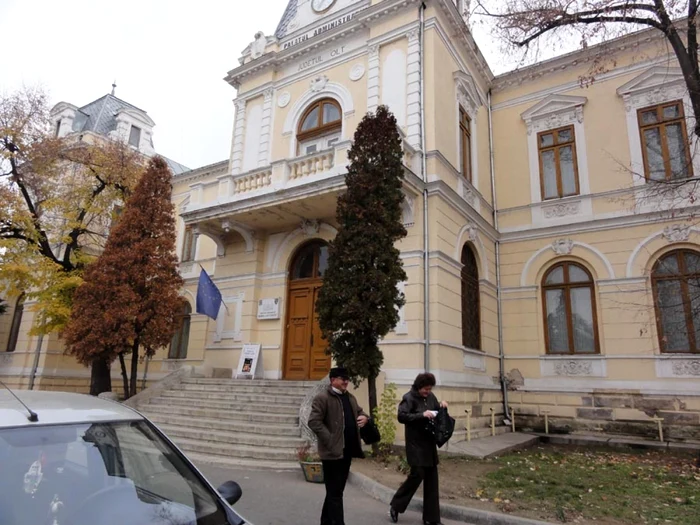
[0,420,234,525]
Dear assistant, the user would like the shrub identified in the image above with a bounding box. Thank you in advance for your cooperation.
[373,382,398,457]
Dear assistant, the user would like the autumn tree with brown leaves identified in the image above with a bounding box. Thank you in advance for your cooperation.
[0,87,145,394]
[64,157,184,399]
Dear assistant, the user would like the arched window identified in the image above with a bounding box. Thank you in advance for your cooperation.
[6,294,25,353]
[542,262,598,354]
[169,301,192,359]
[461,244,481,350]
[290,241,329,281]
[296,98,342,155]
[652,249,700,353]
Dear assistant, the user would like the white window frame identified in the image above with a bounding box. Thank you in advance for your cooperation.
[521,94,592,225]
[454,71,483,210]
[617,66,699,188]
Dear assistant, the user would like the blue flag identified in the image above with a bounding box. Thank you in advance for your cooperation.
[196,268,222,320]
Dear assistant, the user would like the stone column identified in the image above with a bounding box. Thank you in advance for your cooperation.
[367,44,380,113]
[406,28,422,150]
[231,99,247,175]
[258,88,274,167]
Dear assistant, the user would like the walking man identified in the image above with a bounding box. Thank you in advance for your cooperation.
[309,367,369,525]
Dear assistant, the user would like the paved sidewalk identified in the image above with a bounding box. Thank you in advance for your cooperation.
[443,433,539,459]
[198,462,467,525]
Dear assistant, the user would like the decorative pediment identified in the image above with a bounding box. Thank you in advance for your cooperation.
[521,94,587,135]
[616,67,686,112]
[454,71,483,117]
[617,67,684,97]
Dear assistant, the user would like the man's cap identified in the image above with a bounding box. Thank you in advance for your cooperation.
[329,367,350,379]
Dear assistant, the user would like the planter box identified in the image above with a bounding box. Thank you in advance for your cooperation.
[300,461,324,483]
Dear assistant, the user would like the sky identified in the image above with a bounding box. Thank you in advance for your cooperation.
[0,0,512,170]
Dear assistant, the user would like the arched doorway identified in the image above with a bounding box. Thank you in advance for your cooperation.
[284,240,331,380]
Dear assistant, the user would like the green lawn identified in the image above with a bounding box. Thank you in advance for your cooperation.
[479,446,700,524]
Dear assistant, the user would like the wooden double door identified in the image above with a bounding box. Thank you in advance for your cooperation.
[283,241,331,380]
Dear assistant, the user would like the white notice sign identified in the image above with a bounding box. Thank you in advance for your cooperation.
[235,343,263,379]
[257,298,281,320]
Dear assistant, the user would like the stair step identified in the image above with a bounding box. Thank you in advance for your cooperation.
[168,436,299,461]
[143,402,299,425]
[188,451,298,471]
[157,424,306,449]
[161,390,305,404]
[183,378,317,388]
[147,414,301,437]
[178,383,311,395]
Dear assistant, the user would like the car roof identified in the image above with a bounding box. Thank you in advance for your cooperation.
[0,390,143,429]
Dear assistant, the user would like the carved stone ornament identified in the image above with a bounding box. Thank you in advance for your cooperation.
[672,360,700,376]
[310,75,329,93]
[250,31,266,60]
[543,201,581,219]
[554,359,592,376]
[462,185,476,206]
[406,28,420,43]
[300,219,320,236]
[552,238,574,256]
[465,223,479,242]
[526,107,582,136]
[277,91,291,108]
[663,224,691,243]
[263,88,273,102]
[349,64,366,82]
[368,45,380,60]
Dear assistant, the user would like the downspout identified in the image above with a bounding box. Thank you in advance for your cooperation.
[419,2,430,372]
[487,89,510,421]
[28,330,45,391]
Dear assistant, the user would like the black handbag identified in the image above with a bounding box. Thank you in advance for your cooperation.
[427,407,455,448]
[360,418,381,445]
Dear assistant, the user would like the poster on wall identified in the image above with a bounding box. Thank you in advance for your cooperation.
[235,343,263,379]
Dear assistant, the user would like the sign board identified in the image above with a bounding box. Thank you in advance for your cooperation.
[257,298,281,320]
[282,12,356,50]
[235,343,263,379]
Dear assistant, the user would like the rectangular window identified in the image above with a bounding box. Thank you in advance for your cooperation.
[181,227,195,262]
[638,101,692,181]
[459,107,472,182]
[129,125,141,148]
[55,119,62,137]
[537,125,579,200]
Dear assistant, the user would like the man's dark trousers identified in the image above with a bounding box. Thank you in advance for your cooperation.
[390,465,440,523]
[321,455,352,525]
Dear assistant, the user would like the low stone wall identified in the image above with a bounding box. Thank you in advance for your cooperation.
[510,391,700,440]
[123,365,197,410]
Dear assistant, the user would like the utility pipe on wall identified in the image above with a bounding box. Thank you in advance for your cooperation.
[487,89,510,420]
[419,1,430,372]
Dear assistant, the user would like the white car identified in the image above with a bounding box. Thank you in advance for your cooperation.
[0,388,250,525]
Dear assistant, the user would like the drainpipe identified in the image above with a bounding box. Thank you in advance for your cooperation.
[419,2,430,372]
[487,89,510,421]
[28,330,45,391]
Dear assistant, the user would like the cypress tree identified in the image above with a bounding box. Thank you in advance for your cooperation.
[316,105,407,414]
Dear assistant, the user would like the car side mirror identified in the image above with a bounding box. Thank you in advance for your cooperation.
[217,480,243,505]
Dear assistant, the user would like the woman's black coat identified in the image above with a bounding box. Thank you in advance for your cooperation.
[397,388,439,467]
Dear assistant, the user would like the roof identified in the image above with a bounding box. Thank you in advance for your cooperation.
[74,94,150,136]
[275,0,297,39]
[164,156,191,175]
[0,390,142,429]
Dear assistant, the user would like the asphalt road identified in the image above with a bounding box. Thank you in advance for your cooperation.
[198,463,465,525]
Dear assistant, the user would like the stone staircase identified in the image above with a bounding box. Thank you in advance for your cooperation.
[137,377,316,469]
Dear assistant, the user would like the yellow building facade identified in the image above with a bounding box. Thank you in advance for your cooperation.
[3,0,700,439]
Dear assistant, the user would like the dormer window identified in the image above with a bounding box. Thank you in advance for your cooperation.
[296,98,341,155]
[129,125,141,148]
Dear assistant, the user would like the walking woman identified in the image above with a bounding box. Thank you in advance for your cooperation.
[389,373,447,525]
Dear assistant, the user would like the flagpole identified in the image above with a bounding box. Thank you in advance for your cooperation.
[198,263,230,314]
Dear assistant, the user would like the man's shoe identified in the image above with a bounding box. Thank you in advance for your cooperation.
[389,506,399,523]
[423,522,443,525]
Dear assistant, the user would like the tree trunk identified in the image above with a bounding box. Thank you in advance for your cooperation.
[118,353,129,400]
[129,339,140,398]
[368,373,379,454]
[89,357,111,396]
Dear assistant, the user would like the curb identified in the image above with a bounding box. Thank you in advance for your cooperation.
[347,471,557,525]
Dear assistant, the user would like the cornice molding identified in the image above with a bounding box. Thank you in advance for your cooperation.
[493,26,666,91]
[173,160,229,184]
